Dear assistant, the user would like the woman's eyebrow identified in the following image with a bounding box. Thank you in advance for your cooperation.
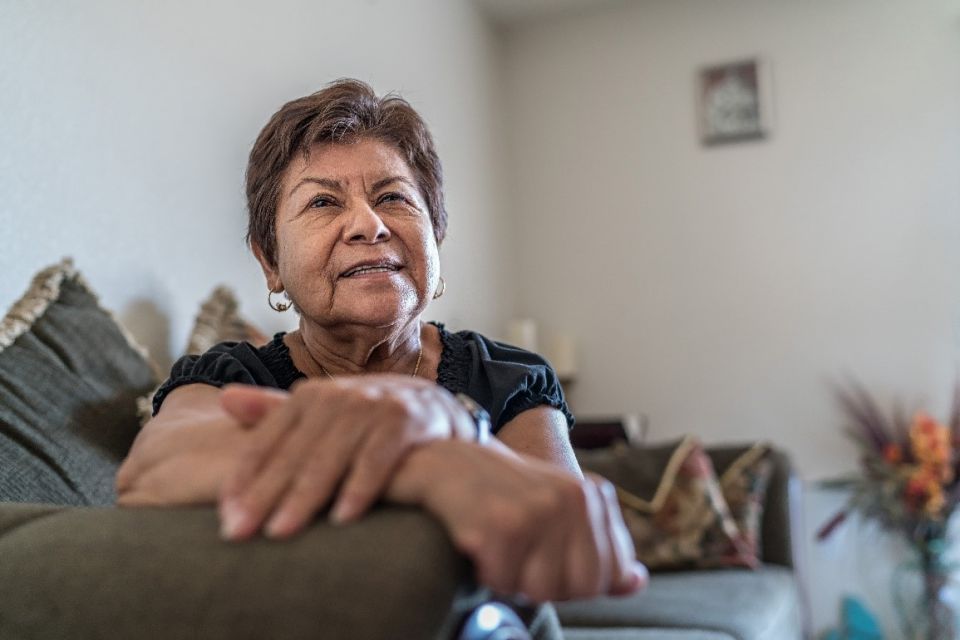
[289,177,342,197]
[370,176,416,192]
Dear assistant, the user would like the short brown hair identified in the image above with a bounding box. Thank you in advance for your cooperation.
[245,78,447,266]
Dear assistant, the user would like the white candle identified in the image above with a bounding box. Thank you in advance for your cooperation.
[547,333,577,379]
[506,318,538,352]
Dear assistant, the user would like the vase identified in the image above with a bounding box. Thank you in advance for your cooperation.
[893,539,959,640]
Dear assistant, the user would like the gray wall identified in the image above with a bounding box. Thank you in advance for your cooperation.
[0,0,513,371]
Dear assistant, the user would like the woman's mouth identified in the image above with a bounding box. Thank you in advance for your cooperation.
[340,263,402,278]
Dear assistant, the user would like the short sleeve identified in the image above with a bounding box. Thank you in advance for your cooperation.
[151,341,283,416]
[437,328,575,432]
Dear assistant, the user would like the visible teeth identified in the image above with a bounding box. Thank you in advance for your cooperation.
[347,265,396,276]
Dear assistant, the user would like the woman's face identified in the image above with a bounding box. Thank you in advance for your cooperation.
[258,137,440,330]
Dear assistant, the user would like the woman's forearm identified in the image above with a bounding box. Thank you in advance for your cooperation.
[381,438,647,602]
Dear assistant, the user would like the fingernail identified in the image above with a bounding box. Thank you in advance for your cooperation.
[220,501,245,540]
[329,498,355,525]
[265,512,290,538]
[632,562,649,587]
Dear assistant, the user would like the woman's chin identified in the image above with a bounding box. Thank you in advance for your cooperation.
[332,299,421,329]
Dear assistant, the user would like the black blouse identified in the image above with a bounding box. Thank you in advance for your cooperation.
[152,323,574,433]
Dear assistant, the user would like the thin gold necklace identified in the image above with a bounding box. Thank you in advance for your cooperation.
[304,334,424,380]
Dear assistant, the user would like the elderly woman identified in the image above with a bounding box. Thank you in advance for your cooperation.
[116,79,646,604]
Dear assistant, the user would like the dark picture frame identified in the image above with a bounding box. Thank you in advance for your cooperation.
[698,57,772,145]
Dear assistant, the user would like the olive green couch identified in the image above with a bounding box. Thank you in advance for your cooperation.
[0,261,561,640]
[0,502,564,639]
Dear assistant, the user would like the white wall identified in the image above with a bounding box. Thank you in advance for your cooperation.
[504,0,960,479]
[0,0,511,372]
[502,0,960,634]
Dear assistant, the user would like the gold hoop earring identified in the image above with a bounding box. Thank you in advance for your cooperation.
[268,289,290,313]
[433,277,446,300]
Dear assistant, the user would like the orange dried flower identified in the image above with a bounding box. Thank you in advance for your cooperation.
[906,471,927,500]
[909,412,952,473]
[883,443,903,464]
[904,466,948,517]
[926,486,946,517]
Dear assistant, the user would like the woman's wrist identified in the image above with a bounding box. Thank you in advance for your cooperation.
[385,439,486,508]
[453,393,491,444]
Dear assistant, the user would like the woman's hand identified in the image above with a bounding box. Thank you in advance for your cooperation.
[116,385,258,507]
[217,377,478,541]
[389,439,648,603]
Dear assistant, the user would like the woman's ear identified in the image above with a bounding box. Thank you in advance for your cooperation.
[252,242,282,292]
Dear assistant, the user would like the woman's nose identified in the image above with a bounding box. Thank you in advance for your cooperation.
[342,202,390,244]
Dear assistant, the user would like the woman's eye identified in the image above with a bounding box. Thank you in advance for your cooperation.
[309,196,335,208]
[378,192,408,205]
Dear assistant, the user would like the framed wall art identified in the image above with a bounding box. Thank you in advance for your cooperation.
[698,57,772,145]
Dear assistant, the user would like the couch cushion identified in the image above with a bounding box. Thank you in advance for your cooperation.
[0,259,157,505]
[555,566,803,640]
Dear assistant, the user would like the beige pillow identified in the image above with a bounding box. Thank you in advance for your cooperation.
[577,437,768,571]
[717,444,774,564]
[185,286,269,355]
[137,286,267,423]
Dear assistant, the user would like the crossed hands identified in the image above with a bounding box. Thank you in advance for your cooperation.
[216,376,478,540]
[122,378,648,602]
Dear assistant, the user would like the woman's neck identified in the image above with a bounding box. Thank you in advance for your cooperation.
[291,318,423,377]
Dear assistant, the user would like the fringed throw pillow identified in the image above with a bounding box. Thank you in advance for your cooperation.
[577,437,772,571]
[137,285,268,424]
[716,443,774,564]
[0,259,158,505]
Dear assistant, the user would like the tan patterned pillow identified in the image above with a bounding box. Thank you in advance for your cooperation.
[718,444,774,564]
[184,285,269,355]
[576,437,759,571]
[136,286,267,423]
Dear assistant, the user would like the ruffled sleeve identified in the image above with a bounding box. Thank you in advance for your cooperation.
[436,325,575,433]
[151,335,295,416]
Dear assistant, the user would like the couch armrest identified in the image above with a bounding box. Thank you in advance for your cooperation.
[761,448,799,569]
[0,503,480,640]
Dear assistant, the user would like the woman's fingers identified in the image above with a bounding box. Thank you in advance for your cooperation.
[220,384,289,426]
[414,442,647,602]
[550,480,603,601]
[467,499,538,597]
[595,477,648,595]
[329,420,420,524]
[263,422,367,538]
[222,386,313,496]
[514,521,569,603]
[217,378,474,541]
[226,407,367,540]
[218,398,305,539]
